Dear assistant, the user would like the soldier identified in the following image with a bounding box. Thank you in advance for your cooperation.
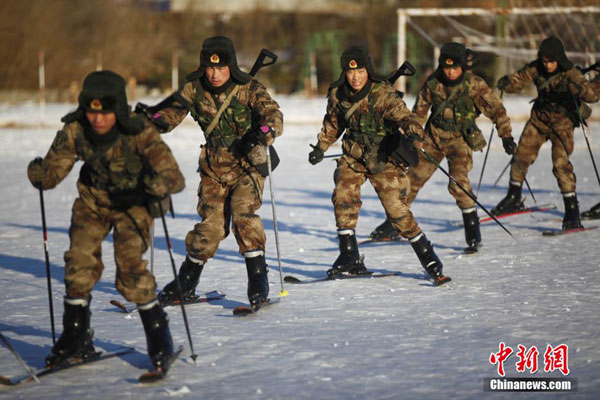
[27,70,185,371]
[492,36,599,230]
[370,43,515,253]
[149,36,283,309]
[308,46,450,286]
[581,66,600,220]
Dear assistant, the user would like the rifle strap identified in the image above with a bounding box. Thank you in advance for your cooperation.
[204,85,240,137]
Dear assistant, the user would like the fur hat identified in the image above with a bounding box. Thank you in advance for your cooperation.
[62,70,143,134]
[439,42,468,69]
[186,36,252,84]
[330,46,385,88]
[538,36,573,70]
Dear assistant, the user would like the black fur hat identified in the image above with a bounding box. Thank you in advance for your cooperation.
[330,46,385,88]
[439,42,468,69]
[186,36,252,84]
[62,70,143,134]
[538,36,573,70]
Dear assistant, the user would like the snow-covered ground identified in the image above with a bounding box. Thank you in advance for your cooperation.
[1,96,599,399]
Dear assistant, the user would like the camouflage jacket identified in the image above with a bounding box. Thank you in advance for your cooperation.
[503,62,598,125]
[587,73,600,103]
[28,118,185,211]
[315,81,425,172]
[414,71,512,139]
[157,78,283,182]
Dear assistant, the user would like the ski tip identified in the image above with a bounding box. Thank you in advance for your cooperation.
[232,306,255,316]
[0,375,15,386]
[138,370,165,383]
[109,299,129,312]
[283,276,302,284]
[434,276,452,286]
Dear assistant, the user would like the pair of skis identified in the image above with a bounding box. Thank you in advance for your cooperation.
[284,270,451,287]
[0,345,186,386]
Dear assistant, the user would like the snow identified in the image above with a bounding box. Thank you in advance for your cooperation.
[1,96,599,399]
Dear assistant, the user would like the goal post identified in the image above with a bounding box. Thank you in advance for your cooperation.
[396,6,600,92]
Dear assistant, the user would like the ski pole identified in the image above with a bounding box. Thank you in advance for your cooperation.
[323,153,343,159]
[38,187,56,345]
[150,222,154,275]
[476,91,503,196]
[514,161,537,204]
[493,159,511,188]
[476,124,495,196]
[420,148,515,239]
[265,146,288,298]
[157,200,197,362]
[574,102,600,190]
[0,332,40,383]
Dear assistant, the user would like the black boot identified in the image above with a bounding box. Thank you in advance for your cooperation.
[45,297,96,367]
[369,219,401,241]
[492,182,525,215]
[245,251,269,308]
[327,230,368,277]
[462,208,482,253]
[581,201,600,220]
[562,193,583,230]
[158,256,204,303]
[410,233,450,286]
[139,300,174,370]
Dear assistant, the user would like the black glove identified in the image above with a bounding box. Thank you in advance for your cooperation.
[135,102,169,132]
[502,137,517,155]
[308,144,324,165]
[27,157,46,188]
[256,125,272,145]
[497,75,510,91]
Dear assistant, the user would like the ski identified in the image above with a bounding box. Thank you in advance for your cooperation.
[434,275,452,286]
[138,345,183,383]
[482,203,557,223]
[581,213,600,221]
[109,290,226,313]
[284,272,401,284]
[0,346,135,386]
[542,226,598,237]
[450,203,557,227]
[233,298,281,317]
[359,237,406,245]
[284,272,451,287]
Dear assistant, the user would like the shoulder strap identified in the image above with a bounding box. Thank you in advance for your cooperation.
[425,82,461,128]
[343,85,374,122]
[538,72,564,91]
[204,85,240,137]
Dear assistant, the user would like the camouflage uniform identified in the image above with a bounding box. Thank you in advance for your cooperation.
[580,69,600,219]
[153,36,283,307]
[315,81,422,238]
[157,78,282,260]
[502,65,597,192]
[370,43,513,252]
[493,37,599,230]
[410,70,512,209]
[28,118,184,303]
[309,46,449,285]
[28,70,184,370]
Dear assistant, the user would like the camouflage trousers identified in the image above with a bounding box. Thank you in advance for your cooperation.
[333,157,421,238]
[185,170,266,261]
[510,111,576,193]
[64,197,156,304]
[408,127,476,209]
